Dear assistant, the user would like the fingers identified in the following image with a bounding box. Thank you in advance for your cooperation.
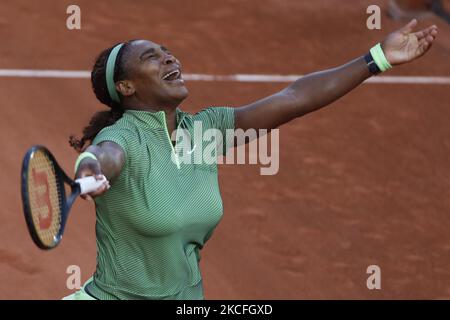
[417,37,434,57]
[413,24,438,59]
[90,182,110,196]
[414,25,438,40]
[400,18,418,34]
[421,30,438,45]
[89,177,110,194]
[423,41,433,55]
[79,174,110,201]
[80,180,110,201]
[95,174,105,180]
[96,174,110,190]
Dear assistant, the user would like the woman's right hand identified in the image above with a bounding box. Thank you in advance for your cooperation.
[75,157,110,201]
[75,142,125,200]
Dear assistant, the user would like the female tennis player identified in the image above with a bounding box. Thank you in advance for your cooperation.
[64,19,437,299]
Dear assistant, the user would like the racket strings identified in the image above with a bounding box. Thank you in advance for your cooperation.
[27,150,62,247]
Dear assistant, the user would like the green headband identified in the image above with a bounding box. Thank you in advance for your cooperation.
[106,43,125,104]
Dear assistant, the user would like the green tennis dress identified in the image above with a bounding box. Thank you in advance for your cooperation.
[86,107,235,300]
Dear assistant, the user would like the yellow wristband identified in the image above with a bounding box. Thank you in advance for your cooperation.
[74,152,98,174]
[370,43,392,72]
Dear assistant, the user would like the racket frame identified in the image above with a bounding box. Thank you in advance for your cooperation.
[21,145,81,250]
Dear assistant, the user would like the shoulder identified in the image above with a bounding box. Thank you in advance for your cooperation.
[190,106,236,130]
[92,117,138,155]
[95,115,136,138]
[192,106,235,119]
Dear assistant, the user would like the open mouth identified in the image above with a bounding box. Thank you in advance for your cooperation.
[162,69,183,83]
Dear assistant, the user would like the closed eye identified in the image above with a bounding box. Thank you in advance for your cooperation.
[142,53,158,61]
[140,48,159,61]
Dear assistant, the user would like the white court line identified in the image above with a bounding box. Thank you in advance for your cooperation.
[0,69,449,84]
[0,69,90,78]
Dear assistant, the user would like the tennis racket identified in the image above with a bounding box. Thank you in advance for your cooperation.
[21,145,107,250]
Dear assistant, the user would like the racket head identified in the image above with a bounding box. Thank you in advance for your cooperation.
[21,146,75,250]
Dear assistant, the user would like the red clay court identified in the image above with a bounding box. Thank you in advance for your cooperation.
[0,0,449,299]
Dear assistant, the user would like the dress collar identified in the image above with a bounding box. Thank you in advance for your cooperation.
[124,107,187,129]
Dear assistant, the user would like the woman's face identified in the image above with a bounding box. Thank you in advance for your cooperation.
[121,40,188,107]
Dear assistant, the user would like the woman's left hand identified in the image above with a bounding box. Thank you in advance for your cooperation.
[382,19,438,66]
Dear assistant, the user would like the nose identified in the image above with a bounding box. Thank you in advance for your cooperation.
[163,53,177,65]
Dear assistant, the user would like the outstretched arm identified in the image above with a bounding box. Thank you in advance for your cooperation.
[235,19,438,131]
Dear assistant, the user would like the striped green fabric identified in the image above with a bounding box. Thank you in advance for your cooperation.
[87,107,235,300]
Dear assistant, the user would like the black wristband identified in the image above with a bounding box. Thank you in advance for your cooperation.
[364,52,381,75]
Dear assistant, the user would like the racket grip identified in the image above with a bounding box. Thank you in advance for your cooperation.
[75,176,108,195]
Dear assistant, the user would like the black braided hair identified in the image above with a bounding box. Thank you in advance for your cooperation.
[69,41,133,152]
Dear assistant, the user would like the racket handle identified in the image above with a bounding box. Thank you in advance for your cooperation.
[75,175,108,195]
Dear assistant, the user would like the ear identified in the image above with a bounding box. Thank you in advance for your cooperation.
[116,80,135,97]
